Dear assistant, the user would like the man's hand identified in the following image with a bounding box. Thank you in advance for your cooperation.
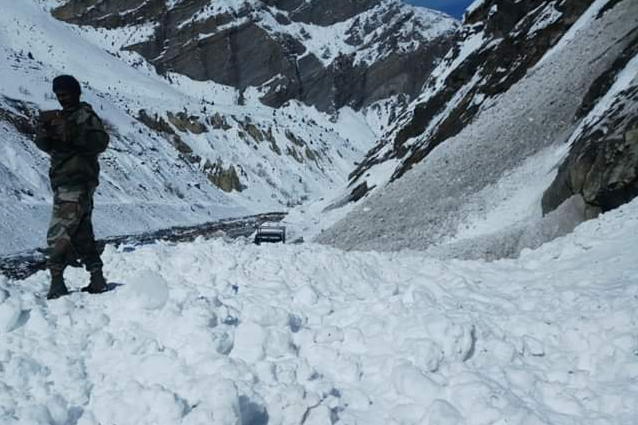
[35,120,48,140]
[48,119,67,143]
[38,110,68,144]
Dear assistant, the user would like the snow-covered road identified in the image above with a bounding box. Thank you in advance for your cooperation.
[1,201,637,425]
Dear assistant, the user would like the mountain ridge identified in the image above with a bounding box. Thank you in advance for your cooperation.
[49,0,459,111]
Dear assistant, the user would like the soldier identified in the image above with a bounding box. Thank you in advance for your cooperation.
[35,75,110,299]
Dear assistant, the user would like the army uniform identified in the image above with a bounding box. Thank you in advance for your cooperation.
[35,97,109,297]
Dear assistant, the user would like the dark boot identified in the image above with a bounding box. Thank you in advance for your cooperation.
[81,269,108,294]
[47,274,69,300]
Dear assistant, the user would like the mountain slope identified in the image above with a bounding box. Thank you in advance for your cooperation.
[49,0,459,111]
[0,0,374,254]
[0,0,461,255]
[316,0,638,257]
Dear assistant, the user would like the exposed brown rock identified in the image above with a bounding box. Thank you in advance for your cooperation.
[204,160,245,192]
[167,112,207,134]
[0,97,36,136]
[137,109,175,134]
[285,129,306,147]
[286,146,304,163]
[208,113,232,130]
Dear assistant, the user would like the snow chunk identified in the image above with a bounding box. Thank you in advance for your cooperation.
[314,326,344,344]
[294,284,319,306]
[182,379,241,425]
[231,321,267,363]
[0,296,22,333]
[523,335,545,357]
[91,381,186,425]
[425,399,465,425]
[125,271,169,310]
[304,405,332,425]
[391,363,443,405]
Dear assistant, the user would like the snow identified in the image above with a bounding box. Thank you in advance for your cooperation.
[125,271,170,310]
[1,197,637,424]
[465,0,486,17]
[423,28,487,100]
[565,52,638,146]
[447,143,570,243]
[163,0,457,67]
[527,3,563,36]
[0,293,21,333]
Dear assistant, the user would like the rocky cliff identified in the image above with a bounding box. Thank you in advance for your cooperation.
[51,0,458,112]
[542,34,638,217]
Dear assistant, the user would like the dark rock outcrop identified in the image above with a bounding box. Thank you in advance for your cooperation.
[0,97,36,136]
[543,31,638,217]
[167,112,208,134]
[543,85,638,217]
[205,160,245,192]
[137,109,175,135]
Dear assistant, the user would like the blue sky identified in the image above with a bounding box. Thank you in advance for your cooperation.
[405,0,475,19]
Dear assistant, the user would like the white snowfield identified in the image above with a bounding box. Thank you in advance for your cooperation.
[1,198,637,425]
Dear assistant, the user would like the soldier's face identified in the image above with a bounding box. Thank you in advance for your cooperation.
[54,90,80,110]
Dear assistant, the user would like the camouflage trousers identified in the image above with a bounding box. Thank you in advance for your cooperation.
[46,185,103,276]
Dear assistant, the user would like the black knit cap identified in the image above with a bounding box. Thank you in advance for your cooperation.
[52,75,81,95]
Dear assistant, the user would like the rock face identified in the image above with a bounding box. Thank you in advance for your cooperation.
[51,0,458,111]
[542,37,638,217]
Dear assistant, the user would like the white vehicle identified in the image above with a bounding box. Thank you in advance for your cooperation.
[253,224,286,245]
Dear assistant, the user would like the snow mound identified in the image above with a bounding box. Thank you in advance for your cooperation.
[1,198,637,424]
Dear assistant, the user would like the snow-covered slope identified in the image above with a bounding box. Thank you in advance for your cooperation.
[1,186,637,425]
[0,0,381,254]
[48,0,458,112]
[317,0,638,257]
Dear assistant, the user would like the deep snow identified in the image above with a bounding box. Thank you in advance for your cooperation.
[1,198,637,425]
[1,1,637,424]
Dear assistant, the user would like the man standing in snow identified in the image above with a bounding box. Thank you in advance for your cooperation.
[35,75,110,299]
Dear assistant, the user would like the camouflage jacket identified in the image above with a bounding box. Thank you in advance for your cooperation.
[35,102,109,190]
